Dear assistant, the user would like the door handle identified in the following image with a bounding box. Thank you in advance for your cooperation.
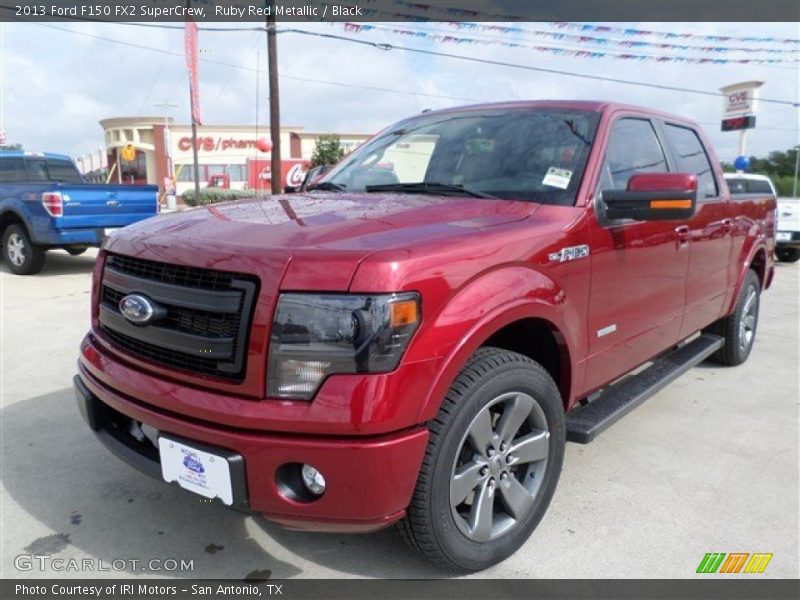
[675,225,690,249]
[721,218,734,233]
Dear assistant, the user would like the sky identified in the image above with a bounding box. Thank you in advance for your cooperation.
[0,20,798,164]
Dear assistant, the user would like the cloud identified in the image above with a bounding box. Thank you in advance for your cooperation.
[2,21,798,163]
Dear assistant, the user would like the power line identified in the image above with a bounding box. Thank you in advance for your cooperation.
[280,28,800,108]
[16,21,800,120]
[26,22,478,104]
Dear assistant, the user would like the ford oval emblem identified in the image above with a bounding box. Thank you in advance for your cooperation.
[119,294,159,325]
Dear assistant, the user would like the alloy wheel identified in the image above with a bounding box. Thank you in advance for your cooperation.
[7,233,26,267]
[449,391,550,542]
[739,287,758,351]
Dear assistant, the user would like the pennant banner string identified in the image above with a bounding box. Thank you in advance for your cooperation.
[339,22,800,64]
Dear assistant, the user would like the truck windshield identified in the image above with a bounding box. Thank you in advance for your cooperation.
[25,158,84,184]
[322,108,600,205]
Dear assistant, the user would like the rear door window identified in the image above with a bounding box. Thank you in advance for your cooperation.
[664,124,718,199]
[599,118,668,192]
[0,157,27,183]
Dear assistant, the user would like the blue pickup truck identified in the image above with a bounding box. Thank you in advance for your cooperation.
[1,151,158,274]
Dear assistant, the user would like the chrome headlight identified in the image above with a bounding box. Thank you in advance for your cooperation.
[267,292,421,400]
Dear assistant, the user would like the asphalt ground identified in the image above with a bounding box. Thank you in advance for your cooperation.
[1,249,798,579]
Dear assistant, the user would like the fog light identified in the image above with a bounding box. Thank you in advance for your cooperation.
[301,464,326,496]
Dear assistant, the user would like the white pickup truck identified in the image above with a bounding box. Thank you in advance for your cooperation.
[725,173,800,263]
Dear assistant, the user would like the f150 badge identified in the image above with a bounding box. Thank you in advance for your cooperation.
[548,245,590,263]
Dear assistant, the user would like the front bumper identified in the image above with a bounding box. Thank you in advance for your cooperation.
[74,366,429,532]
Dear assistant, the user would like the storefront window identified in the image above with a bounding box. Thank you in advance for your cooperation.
[228,165,245,181]
[120,150,147,183]
[176,164,246,182]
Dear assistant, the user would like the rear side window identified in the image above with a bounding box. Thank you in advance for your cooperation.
[21,158,83,183]
[0,157,26,183]
[599,118,668,192]
[664,125,718,199]
[746,179,774,195]
[45,159,83,183]
[25,159,49,182]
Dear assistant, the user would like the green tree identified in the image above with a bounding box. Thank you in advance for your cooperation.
[721,145,800,196]
[310,134,345,168]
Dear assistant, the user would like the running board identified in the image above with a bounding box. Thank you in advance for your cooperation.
[566,334,724,444]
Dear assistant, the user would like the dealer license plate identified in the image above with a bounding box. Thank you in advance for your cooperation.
[159,437,234,505]
[776,232,791,242]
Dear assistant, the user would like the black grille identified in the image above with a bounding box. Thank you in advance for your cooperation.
[107,254,247,291]
[101,327,229,379]
[103,287,242,339]
[99,254,258,382]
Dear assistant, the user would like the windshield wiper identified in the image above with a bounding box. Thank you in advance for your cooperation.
[307,181,346,192]
[365,182,498,199]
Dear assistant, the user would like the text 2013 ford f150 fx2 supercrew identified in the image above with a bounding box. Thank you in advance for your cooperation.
[74,101,776,571]
[1,151,158,275]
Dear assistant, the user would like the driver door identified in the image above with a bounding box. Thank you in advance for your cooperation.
[583,116,691,392]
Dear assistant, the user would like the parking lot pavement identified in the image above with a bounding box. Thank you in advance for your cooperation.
[1,249,798,579]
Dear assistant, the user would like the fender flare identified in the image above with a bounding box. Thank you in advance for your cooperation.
[0,205,33,237]
[727,240,768,314]
[410,266,581,424]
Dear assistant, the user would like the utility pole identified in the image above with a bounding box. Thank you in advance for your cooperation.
[267,13,281,194]
[793,145,799,198]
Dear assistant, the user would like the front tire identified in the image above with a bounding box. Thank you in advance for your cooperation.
[2,224,46,275]
[776,247,800,263]
[706,269,760,366]
[400,347,565,571]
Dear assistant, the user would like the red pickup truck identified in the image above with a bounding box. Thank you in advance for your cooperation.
[75,101,776,571]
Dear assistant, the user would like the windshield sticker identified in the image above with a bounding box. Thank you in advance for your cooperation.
[543,167,573,189]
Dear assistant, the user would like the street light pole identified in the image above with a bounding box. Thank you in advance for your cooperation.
[154,101,178,210]
[267,13,281,194]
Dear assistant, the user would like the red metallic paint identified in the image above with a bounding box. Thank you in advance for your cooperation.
[79,362,429,524]
[79,101,776,531]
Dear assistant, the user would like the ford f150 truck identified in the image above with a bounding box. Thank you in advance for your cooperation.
[74,101,776,571]
[0,151,158,275]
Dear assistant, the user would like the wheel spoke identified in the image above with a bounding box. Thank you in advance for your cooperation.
[509,430,549,464]
[468,478,496,542]
[499,476,534,520]
[450,461,485,507]
[467,409,494,456]
[495,393,535,444]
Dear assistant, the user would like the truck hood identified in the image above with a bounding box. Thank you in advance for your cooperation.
[106,193,537,289]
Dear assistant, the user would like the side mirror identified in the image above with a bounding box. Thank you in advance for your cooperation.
[602,173,697,221]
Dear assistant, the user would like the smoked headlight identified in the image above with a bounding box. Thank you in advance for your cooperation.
[267,292,421,400]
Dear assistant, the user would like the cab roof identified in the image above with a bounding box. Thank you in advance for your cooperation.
[418,100,700,127]
[0,150,73,161]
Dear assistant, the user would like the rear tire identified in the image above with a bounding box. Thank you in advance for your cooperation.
[776,247,800,263]
[2,224,46,275]
[400,347,565,572]
[706,269,760,366]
